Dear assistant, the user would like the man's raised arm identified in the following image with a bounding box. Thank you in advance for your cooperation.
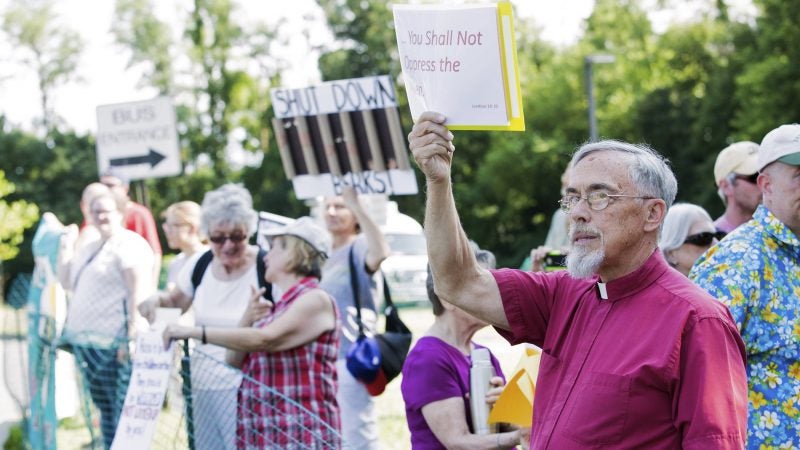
[408,112,508,329]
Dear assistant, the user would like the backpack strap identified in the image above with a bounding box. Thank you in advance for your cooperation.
[256,247,273,304]
[191,250,214,294]
[349,245,365,337]
[191,248,273,303]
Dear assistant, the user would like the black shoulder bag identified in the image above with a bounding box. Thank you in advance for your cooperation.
[344,245,412,396]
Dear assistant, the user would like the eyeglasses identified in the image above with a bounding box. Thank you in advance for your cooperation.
[683,231,726,247]
[733,173,758,185]
[559,192,655,213]
[208,233,248,244]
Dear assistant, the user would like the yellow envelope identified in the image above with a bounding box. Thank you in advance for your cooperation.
[488,346,541,427]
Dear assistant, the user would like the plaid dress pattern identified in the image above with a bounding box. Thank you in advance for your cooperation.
[237,277,341,449]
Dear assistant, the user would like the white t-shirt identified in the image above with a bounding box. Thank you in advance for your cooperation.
[166,246,210,289]
[176,250,257,390]
[64,229,154,345]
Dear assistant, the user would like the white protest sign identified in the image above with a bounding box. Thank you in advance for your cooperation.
[393,2,525,131]
[271,75,399,118]
[270,76,418,199]
[96,97,182,180]
[154,307,181,326]
[111,330,174,450]
[291,169,418,199]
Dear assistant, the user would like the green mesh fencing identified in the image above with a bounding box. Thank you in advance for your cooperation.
[23,325,346,449]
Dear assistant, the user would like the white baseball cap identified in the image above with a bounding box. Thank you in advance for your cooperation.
[262,216,331,257]
[713,141,759,185]
[758,124,800,171]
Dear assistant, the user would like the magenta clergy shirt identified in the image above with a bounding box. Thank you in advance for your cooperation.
[492,250,748,449]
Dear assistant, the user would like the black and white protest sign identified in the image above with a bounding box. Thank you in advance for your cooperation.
[270,75,418,199]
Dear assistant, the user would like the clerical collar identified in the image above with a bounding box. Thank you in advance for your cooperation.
[597,282,608,300]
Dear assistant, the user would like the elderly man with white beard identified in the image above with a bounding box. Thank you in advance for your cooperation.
[407,112,748,450]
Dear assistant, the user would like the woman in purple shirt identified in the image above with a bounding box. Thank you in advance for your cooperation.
[401,244,525,449]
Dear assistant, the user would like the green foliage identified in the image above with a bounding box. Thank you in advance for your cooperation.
[113,0,175,94]
[2,422,24,450]
[110,0,305,219]
[0,115,97,281]
[316,0,400,79]
[3,0,799,270]
[0,170,39,261]
[733,0,800,139]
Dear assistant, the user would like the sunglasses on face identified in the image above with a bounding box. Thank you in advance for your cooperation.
[208,232,248,244]
[733,173,758,185]
[684,231,726,247]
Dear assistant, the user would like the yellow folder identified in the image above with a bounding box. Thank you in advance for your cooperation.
[488,345,541,427]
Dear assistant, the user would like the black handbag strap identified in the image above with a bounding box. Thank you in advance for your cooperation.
[348,245,366,337]
[382,271,410,335]
[349,245,410,336]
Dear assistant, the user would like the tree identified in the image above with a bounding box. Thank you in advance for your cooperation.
[0,115,98,287]
[1,0,83,133]
[113,0,175,95]
[316,0,399,80]
[107,0,310,222]
[0,170,38,261]
[733,0,800,139]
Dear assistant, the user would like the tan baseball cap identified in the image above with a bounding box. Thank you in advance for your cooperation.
[262,216,331,257]
[713,141,759,185]
[758,124,800,171]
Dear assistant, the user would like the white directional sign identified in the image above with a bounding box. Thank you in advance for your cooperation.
[96,97,182,180]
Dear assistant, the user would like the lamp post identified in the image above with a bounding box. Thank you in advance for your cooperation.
[584,54,615,142]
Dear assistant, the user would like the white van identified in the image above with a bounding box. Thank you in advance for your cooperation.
[380,202,428,306]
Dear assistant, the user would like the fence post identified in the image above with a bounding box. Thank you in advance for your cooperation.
[180,339,195,450]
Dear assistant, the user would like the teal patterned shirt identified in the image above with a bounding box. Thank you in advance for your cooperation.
[690,204,800,449]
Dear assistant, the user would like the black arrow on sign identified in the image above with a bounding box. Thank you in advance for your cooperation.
[109,148,166,168]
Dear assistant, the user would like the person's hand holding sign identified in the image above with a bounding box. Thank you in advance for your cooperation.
[408,111,456,183]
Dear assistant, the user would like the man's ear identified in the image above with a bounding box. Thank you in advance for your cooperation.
[756,171,770,195]
[644,199,667,233]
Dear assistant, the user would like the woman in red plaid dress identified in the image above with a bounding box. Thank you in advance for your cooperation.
[164,217,341,449]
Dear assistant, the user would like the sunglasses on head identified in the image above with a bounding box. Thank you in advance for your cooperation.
[684,231,726,247]
[208,232,248,244]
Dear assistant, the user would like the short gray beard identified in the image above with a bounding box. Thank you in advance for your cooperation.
[566,245,605,279]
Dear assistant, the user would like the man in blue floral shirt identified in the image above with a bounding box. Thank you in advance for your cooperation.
[691,123,800,450]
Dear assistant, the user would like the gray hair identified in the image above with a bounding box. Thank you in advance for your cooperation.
[658,203,713,253]
[571,140,678,208]
[200,184,258,236]
[426,241,496,316]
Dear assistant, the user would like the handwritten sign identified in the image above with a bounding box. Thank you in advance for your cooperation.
[270,76,418,199]
[111,330,174,450]
[393,2,525,131]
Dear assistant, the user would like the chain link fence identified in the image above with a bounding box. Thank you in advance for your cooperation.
[19,313,345,449]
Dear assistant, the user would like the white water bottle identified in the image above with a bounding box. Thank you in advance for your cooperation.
[469,347,496,435]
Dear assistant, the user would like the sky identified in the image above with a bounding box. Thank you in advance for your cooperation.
[0,0,755,134]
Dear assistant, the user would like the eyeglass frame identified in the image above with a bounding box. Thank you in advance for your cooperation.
[208,232,249,244]
[683,231,726,247]
[558,191,656,213]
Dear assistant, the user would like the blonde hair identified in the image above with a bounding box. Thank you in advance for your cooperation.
[163,201,201,227]
[275,235,325,279]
